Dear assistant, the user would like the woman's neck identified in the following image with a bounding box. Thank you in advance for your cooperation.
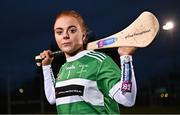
[65,47,84,58]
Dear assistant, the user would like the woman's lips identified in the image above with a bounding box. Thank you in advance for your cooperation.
[62,42,71,46]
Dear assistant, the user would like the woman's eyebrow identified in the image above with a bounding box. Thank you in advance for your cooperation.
[55,27,63,31]
[67,25,76,30]
[55,25,76,30]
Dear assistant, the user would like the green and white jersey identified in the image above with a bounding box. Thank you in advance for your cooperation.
[55,50,121,114]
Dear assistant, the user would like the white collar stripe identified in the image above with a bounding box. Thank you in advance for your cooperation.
[90,51,106,59]
[88,52,106,60]
[66,50,92,62]
[86,54,103,62]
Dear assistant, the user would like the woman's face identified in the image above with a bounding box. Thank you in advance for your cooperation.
[54,16,86,57]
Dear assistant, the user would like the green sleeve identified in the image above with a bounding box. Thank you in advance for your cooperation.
[97,55,121,96]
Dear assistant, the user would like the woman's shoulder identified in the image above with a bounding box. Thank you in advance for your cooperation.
[85,50,113,62]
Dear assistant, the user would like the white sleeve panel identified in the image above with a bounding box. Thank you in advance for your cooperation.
[109,55,137,107]
[42,65,56,105]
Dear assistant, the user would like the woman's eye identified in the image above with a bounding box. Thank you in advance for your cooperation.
[69,28,77,34]
[56,31,62,35]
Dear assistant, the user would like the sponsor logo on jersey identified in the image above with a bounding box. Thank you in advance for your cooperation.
[121,57,132,94]
[121,81,132,93]
[56,85,84,98]
[66,65,75,70]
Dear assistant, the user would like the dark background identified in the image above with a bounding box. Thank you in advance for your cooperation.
[0,0,180,114]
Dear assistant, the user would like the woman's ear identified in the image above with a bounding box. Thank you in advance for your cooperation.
[82,34,87,44]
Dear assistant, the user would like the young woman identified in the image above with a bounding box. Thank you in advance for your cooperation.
[39,10,137,114]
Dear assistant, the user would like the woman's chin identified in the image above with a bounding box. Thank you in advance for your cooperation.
[61,47,71,52]
[61,46,83,57]
[61,48,73,54]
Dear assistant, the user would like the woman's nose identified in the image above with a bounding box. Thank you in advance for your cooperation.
[63,31,69,39]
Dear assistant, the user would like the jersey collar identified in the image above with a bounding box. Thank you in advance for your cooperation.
[66,50,92,62]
